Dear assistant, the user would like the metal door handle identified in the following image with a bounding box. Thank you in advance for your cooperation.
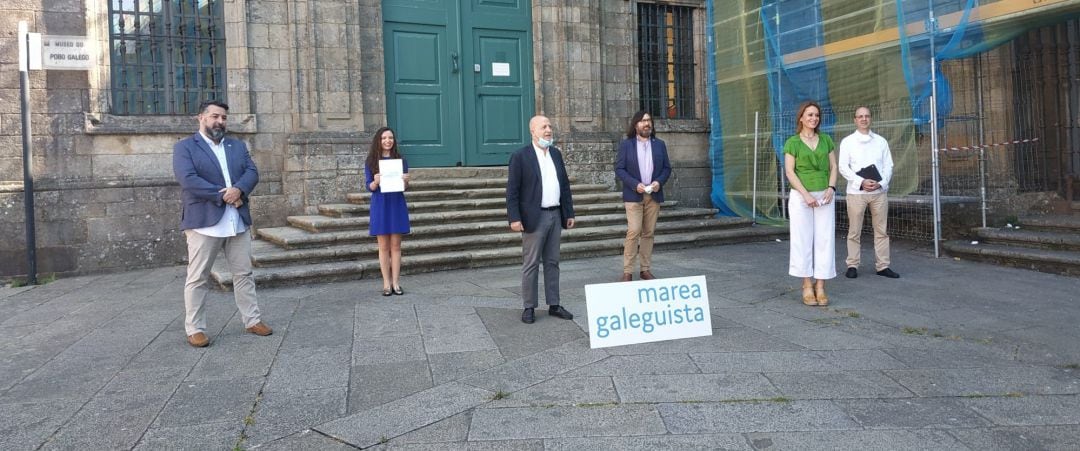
[451,52,459,73]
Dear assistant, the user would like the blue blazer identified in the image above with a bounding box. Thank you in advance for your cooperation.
[172,133,259,230]
[615,136,672,203]
[506,144,575,233]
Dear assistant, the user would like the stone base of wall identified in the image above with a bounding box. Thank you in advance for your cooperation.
[285,132,373,215]
[0,178,187,278]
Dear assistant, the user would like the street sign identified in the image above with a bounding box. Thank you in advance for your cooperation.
[41,35,94,70]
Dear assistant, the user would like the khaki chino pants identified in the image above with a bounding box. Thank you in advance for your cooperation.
[845,192,891,271]
[623,194,660,273]
[184,229,261,336]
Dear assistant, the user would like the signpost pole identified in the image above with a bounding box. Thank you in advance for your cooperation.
[18,21,38,285]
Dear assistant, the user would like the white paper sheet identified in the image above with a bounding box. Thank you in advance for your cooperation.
[378,159,405,193]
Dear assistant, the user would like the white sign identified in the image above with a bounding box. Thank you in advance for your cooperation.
[378,159,405,193]
[42,35,95,70]
[492,62,510,77]
[17,21,42,71]
[585,275,712,349]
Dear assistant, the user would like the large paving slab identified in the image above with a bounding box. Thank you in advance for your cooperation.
[467,405,668,440]
[3,243,1080,449]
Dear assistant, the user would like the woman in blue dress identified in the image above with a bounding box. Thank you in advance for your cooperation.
[365,127,411,296]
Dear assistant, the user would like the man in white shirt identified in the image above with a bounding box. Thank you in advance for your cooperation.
[172,100,270,347]
[838,106,900,279]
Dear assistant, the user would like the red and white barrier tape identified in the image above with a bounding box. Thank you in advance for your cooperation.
[939,137,1039,152]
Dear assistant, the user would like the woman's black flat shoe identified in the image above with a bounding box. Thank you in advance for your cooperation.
[392,286,404,295]
[382,288,392,296]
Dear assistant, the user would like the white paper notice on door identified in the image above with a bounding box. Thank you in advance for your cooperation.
[492,62,510,77]
[378,159,405,193]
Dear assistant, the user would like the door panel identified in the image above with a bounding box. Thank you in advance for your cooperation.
[383,21,461,167]
[461,1,534,165]
[383,0,532,167]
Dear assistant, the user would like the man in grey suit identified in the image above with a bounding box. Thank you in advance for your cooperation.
[173,100,271,348]
[506,115,576,324]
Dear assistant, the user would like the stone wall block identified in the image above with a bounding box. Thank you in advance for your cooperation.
[249,0,289,24]
[252,69,291,92]
[314,1,349,25]
[252,48,281,70]
[249,23,270,48]
[76,235,186,273]
[92,154,173,179]
[257,113,288,133]
[36,219,87,246]
[251,194,289,227]
[317,24,347,48]
[257,179,283,196]
[268,24,291,49]
[87,215,175,243]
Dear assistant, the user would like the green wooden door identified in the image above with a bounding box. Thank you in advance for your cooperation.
[383,0,533,167]
[383,0,462,167]
[461,0,535,165]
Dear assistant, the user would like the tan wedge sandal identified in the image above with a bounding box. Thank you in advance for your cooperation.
[802,286,817,306]
[815,286,829,306]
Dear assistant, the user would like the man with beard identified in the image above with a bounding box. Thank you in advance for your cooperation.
[172,100,270,348]
[614,111,672,282]
[506,115,576,324]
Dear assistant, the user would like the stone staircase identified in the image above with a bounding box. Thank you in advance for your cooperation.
[943,213,1080,277]
[211,167,787,288]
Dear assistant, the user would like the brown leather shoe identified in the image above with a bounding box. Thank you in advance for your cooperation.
[246,322,273,336]
[621,273,633,282]
[187,332,209,348]
[639,270,656,280]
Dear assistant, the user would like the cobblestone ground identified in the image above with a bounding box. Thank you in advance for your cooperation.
[2,241,1078,450]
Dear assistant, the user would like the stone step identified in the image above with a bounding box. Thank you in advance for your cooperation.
[1017,214,1080,233]
[943,240,1080,277]
[407,167,509,179]
[972,227,1080,252]
[261,207,716,249]
[391,178,508,191]
[345,184,610,203]
[211,224,788,287]
[286,202,680,233]
[318,192,624,217]
[252,214,742,265]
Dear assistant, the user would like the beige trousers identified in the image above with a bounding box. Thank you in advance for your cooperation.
[183,230,260,335]
[623,194,660,273]
[845,192,891,271]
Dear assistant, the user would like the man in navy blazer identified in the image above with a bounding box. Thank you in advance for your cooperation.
[506,115,576,324]
[172,100,270,348]
[614,111,672,282]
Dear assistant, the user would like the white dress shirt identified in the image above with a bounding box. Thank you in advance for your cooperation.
[533,144,561,208]
[838,130,894,195]
[192,132,247,237]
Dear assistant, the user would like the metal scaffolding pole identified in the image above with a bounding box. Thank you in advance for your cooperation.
[752,111,760,223]
[928,3,943,258]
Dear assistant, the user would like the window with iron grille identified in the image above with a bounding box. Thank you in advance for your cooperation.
[638,3,695,119]
[108,0,226,115]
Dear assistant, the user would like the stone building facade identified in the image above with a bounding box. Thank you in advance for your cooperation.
[0,0,712,278]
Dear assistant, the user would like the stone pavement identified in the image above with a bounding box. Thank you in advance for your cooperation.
[2,241,1079,450]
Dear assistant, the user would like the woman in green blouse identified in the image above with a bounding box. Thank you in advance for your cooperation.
[784,101,838,306]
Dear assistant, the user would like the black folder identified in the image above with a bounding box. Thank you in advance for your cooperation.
[856,164,882,182]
